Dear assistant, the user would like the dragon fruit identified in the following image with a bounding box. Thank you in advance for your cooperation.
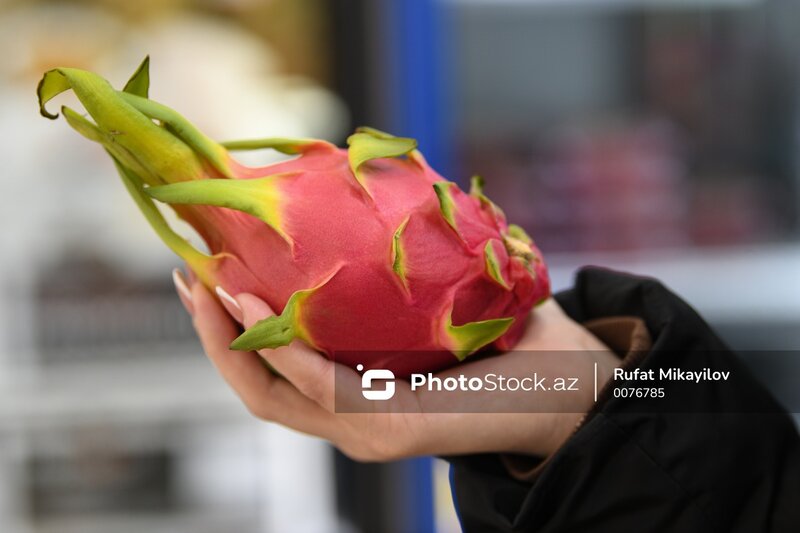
[37,57,550,376]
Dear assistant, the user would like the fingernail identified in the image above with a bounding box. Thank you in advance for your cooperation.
[172,268,194,315]
[215,285,243,323]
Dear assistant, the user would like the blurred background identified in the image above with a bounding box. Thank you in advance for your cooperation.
[0,0,798,531]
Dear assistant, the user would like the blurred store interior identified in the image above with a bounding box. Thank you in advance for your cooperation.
[0,0,798,531]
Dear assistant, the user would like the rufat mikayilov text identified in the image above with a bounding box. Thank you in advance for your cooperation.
[615,368,731,383]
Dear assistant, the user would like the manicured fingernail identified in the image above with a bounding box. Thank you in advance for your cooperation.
[215,285,243,323]
[172,268,194,315]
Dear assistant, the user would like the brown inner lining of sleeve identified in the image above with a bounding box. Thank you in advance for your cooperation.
[500,316,653,482]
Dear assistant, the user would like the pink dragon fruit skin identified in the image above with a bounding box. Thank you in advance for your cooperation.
[37,57,550,377]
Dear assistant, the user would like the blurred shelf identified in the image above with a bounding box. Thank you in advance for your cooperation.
[0,353,247,431]
[547,243,800,325]
[446,0,761,8]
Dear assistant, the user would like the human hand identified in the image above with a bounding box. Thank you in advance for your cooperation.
[173,269,619,461]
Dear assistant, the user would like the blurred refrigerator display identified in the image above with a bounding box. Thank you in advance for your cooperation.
[451,0,798,253]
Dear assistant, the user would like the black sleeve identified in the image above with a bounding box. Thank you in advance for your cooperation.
[448,267,800,532]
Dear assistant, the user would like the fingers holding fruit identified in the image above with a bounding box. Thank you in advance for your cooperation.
[189,280,343,443]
